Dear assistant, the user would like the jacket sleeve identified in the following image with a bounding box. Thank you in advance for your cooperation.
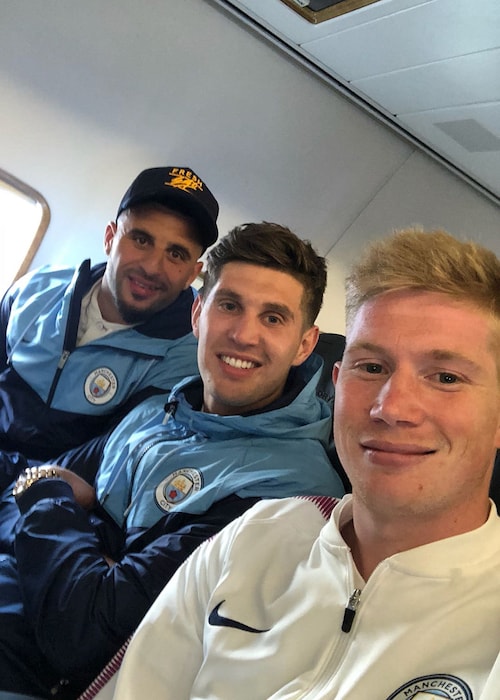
[110,511,245,700]
[0,430,110,493]
[54,429,112,482]
[14,478,259,690]
[0,286,14,369]
[0,451,32,491]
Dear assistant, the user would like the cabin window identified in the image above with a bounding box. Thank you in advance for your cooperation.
[0,169,50,293]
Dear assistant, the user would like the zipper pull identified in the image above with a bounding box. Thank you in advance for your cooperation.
[57,350,71,369]
[342,588,361,633]
[162,400,178,424]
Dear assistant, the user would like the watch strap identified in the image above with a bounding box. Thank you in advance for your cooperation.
[13,466,60,500]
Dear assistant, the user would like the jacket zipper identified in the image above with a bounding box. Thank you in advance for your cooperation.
[341,588,362,633]
[45,259,92,407]
[123,403,187,518]
[46,350,71,405]
[99,403,180,513]
[299,587,363,699]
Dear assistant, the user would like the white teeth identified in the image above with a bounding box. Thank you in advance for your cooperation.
[221,355,256,369]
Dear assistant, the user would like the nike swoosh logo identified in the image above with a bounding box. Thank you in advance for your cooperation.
[208,601,270,634]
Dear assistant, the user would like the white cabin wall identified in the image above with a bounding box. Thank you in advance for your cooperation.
[318,150,500,333]
[1,0,499,327]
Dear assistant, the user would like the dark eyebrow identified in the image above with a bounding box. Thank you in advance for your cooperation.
[212,288,242,303]
[213,288,295,320]
[126,227,193,261]
[125,226,154,241]
[264,302,295,320]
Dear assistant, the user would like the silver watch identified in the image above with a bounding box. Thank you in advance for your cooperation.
[13,466,60,500]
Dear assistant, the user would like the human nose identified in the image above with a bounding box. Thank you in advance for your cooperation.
[228,313,260,346]
[369,371,425,426]
[140,247,165,276]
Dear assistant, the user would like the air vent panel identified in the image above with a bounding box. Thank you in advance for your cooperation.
[279,0,382,24]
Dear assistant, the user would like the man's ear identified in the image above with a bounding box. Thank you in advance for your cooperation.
[292,325,320,366]
[184,261,203,290]
[191,294,203,339]
[104,221,117,256]
[332,360,342,386]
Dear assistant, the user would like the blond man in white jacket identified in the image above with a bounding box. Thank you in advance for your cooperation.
[89,227,500,700]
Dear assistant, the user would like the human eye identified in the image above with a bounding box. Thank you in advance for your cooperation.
[218,300,238,313]
[428,371,463,389]
[129,231,151,248]
[356,362,384,375]
[342,358,388,382]
[167,247,189,263]
[265,314,283,326]
[438,372,459,384]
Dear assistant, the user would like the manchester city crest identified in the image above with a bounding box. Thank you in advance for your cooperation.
[386,674,472,700]
[155,468,203,512]
[84,367,118,404]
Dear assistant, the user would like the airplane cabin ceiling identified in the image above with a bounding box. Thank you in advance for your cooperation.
[217,0,500,205]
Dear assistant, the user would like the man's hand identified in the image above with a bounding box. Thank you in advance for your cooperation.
[45,466,97,510]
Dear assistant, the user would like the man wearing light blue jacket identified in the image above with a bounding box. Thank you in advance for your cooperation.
[1,222,345,700]
[0,166,218,471]
[96,349,334,531]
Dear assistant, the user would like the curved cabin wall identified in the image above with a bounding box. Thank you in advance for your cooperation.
[1,0,499,332]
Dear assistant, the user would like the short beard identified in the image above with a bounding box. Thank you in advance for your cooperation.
[114,296,161,325]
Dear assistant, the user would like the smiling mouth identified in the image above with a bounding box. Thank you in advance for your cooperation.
[362,441,435,457]
[129,275,164,295]
[220,355,259,370]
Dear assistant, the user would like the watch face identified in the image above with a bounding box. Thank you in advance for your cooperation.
[13,470,29,498]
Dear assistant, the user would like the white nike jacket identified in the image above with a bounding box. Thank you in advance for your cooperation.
[94,495,500,700]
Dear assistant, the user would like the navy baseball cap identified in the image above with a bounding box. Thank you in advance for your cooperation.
[117,166,219,249]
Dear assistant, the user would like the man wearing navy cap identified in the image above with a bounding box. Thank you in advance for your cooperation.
[0,166,219,476]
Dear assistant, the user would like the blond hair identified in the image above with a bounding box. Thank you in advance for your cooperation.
[345,227,500,330]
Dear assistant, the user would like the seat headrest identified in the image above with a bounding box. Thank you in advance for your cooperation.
[313,332,346,406]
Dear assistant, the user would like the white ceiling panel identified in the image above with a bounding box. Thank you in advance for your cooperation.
[226,0,430,44]
[352,49,500,115]
[400,103,500,194]
[302,0,500,80]
[219,0,500,202]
